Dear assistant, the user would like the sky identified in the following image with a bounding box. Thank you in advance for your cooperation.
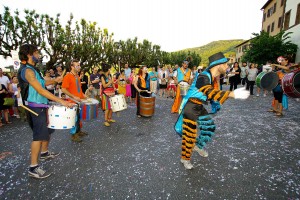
[1,0,265,67]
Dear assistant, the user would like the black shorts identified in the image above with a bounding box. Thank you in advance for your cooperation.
[273,91,283,103]
[29,107,54,141]
[159,84,167,89]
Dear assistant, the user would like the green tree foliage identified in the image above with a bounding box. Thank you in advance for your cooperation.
[167,51,201,68]
[242,31,298,64]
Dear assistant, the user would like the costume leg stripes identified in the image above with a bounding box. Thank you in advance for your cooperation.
[181,118,197,160]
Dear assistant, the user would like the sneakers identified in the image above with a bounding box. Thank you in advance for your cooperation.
[256,94,259,97]
[78,131,88,137]
[40,151,60,161]
[28,166,52,179]
[108,119,116,123]
[180,159,193,170]
[71,133,83,142]
[263,94,267,97]
[104,121,110,127]
[193,146,208,157]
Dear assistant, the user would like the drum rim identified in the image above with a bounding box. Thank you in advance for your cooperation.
[291,73,300,96]
[282,71,300,97]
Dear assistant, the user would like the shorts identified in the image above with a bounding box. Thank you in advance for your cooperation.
[29,107,54,141]
[273,91,283,103]
[167,85,176,91]
[159,84,167,89]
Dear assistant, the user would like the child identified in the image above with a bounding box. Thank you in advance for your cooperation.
[15,84,26,122]
[85,84,95,98]
[61,93,67,100]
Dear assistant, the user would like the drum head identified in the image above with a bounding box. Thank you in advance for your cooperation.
[261,72,279,91]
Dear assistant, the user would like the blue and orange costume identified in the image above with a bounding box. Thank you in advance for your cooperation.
[175,69,231,161]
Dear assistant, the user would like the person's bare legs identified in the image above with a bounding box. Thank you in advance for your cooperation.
[41,140,50,153]
[4,110,11,123]
[31,141,42,166]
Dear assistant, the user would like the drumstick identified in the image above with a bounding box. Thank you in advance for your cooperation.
[61,69,66,77]
[20,105,39,116]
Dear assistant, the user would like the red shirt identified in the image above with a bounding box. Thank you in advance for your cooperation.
[62,73,84,99]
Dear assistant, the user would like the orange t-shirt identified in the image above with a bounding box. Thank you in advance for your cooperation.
[62,73,84,99]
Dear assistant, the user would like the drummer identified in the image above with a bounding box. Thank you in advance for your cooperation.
[171,60,193,113]
[133,66,151,117]
[17,44,74,179]
[62,59,88,142]
[269,55,292,117]
[100,63,116,127]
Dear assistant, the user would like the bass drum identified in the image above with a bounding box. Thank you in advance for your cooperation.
[282,70,300,98]
[256,71,279,91]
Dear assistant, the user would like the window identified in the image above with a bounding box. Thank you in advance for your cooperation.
[273,3,276,13]
[296,4,300,25]
[284,11,291,30]
[281,0,284,7]
[263,13,266,22]
[267,25,270,33]
[278,17,282,28]
[271,22,275,32]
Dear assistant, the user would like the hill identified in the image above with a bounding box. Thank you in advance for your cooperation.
[179,39,245,66]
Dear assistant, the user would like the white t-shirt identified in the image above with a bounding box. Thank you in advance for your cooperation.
[0,75,10,88]
[14,91,23,106]
[158,70,168,84]
[247,68,258,81]
[263,65,272,72]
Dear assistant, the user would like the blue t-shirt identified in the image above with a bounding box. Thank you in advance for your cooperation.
[124,68,131,79]
[148,71,158,81]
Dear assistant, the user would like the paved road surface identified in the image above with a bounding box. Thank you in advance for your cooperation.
[1,86,300,199]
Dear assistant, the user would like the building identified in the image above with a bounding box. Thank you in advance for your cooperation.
[283,0,300,62]
[235,0,300,63]
[235,40,251,63]
[261,0,286,36]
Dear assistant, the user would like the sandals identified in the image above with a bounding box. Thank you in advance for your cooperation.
[5,121,12,124]
[267,109,277,113]
[275,112,283,117]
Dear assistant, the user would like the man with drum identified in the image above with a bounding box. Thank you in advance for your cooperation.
[62,59,88,142]
[171,60,193,113]
[17,44,74,179]
[175,52,250,169]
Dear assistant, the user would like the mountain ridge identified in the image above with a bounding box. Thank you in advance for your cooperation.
[177,39,245,66]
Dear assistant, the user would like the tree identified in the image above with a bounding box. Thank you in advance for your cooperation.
[242,31,298,65]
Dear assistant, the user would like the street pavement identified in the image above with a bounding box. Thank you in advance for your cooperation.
[0,85,300,199]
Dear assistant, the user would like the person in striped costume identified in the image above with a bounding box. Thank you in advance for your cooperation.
[175,52,250,169]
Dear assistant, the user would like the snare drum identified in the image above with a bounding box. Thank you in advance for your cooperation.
[179,81,190,96]
[256,71,279,91]
[109,94,127,112]
[80,98,99,120]
[47,103,77,129]
[282,69,300,98]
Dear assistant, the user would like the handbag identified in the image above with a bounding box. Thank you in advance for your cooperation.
[3,97,14,106]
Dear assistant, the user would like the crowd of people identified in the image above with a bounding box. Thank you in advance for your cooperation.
[2,56,299,128]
